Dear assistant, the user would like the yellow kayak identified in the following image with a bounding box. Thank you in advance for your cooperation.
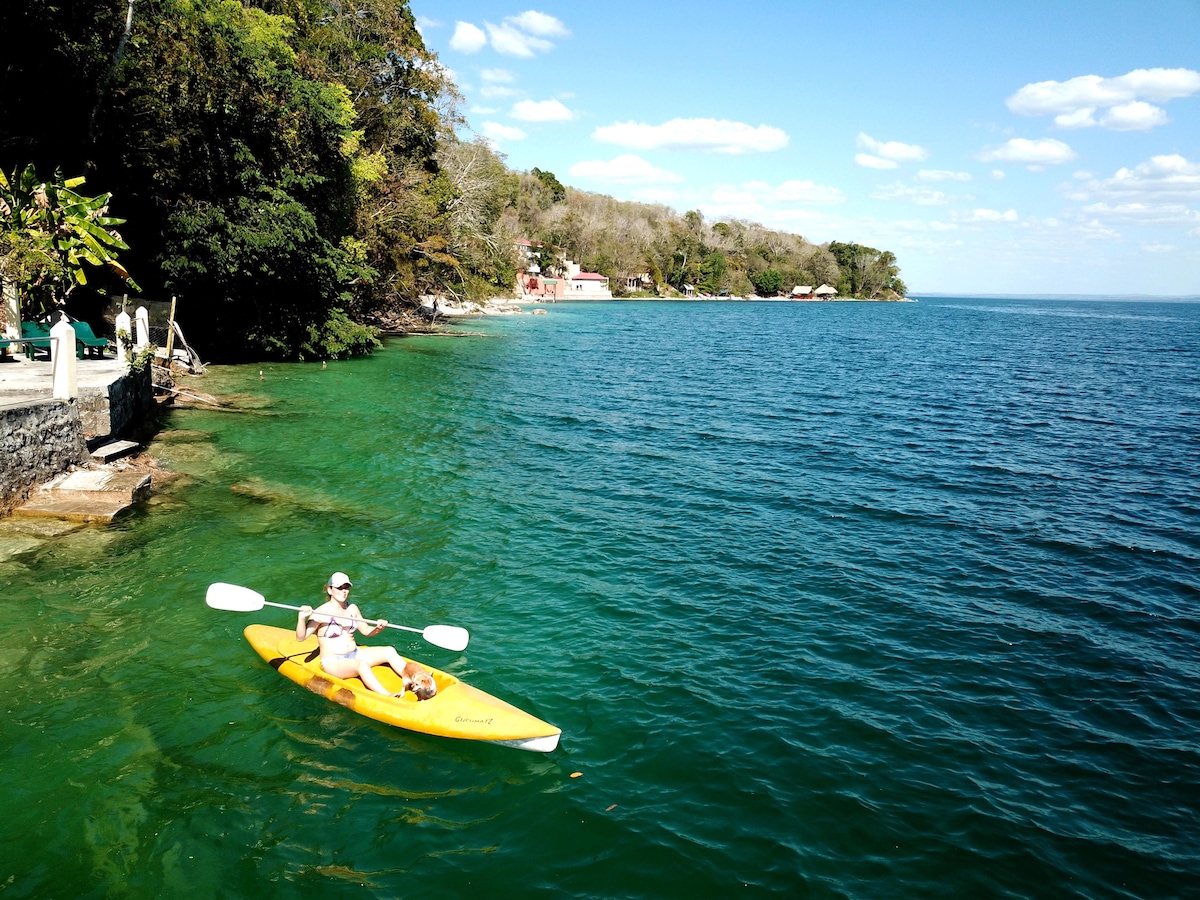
[244,624,561,752]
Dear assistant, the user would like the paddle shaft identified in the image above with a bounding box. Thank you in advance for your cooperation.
[204,583,469,651]
[264,599,423,636]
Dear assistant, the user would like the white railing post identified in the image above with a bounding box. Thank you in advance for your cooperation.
[115,308,132,367]
[135,305,149,351]
[51,312,78,399]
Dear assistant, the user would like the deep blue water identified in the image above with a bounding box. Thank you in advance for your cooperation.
[1,297,1198,898]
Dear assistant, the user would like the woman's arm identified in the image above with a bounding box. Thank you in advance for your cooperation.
[349,604,387,637]
[297,605,317,641]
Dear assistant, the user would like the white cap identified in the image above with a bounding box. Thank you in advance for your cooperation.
[327,572,353,588]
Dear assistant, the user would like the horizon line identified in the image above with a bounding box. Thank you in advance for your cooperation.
[911,292,1200,302]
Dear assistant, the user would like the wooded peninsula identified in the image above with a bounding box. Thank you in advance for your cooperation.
[0,0,908,362]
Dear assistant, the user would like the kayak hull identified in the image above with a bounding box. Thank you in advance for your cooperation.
[243,624,560,752]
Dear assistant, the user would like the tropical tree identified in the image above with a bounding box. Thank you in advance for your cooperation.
[530,168,567,206]
[0,164,138,321]
[750,268,784,296]
[828,242,905,297]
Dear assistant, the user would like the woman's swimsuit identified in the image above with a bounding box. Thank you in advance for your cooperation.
[318,616,352,639]
[317,614,358,659]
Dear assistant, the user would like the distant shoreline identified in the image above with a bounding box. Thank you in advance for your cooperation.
[912,293,1200,303]
[527,295,918,304]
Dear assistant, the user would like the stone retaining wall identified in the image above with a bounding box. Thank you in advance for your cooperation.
[79,365,153,439]
[0,398,89,515]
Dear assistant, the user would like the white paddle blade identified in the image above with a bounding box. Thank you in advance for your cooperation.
[206,582,267,612]
[423,625,469,652]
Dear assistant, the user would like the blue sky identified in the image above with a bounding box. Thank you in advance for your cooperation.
[414,1,1200,295]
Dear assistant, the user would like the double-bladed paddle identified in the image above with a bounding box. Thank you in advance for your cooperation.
[205,582,470,652]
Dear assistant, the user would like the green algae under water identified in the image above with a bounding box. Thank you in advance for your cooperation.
[1,298,1199,898]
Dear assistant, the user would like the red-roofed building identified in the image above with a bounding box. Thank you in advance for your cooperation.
[565,264,612,299]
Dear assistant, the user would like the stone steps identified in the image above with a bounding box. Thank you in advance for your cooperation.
[90,439,139,462]
[13,467,151,523]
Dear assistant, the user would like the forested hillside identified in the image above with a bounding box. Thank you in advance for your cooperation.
[0,0,905,362]
[502,170,906,301]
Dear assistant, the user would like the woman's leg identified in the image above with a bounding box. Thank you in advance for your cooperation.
[322,651,398,695]
[352,646,409,695]
[323,647,410,695]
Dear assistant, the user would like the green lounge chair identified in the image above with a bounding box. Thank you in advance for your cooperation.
[20,321,53,360]
[71,320,109,358]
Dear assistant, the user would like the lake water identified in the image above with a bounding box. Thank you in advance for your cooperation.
[1,297,1198,898]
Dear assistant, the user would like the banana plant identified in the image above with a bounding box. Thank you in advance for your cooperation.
[0,164,140,320]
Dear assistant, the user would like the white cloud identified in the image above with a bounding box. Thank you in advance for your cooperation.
[481,68,517,83]
[1072,154,1200,202]
[703,179,846,224]
[511,99,574,122]
[484,13,569,57]
[977,138,1076,167]
[568,154,682,184]
[1007,67,1200,131]
[857,133,928,164]
[1141,243,1177,253]
[775,180,846,204]
[892,219,960,233]
[961,208,1019,222]
[1053,108,1098,129]
[469,105,498,115]
[991,170,1006,180]
[690,179,850,238]
[1100,101,1169,131]
[480,85,521,99]
[593,118,789,154]
[453,13,571,57]
[487,22,553,57]
[871,183,950,205]
[507,10,571,38]
[450,21,488,53]
[917,169,972,182]
[855,154,897,170]
[1080,202,1200,225]
[1079,219,1122,241]
[481,121,527,142]
[415,16,439,36]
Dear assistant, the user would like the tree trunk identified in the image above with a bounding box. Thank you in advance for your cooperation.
[89,0,137,142]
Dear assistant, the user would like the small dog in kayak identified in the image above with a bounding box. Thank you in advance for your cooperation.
[397,661,438,701]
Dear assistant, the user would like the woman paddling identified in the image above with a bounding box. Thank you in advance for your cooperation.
[297,572,437,699]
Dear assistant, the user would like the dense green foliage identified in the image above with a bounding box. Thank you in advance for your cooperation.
[0,164,139,319]
[0,0,474,359]
[828,242,908,298]
[0,0,905,360]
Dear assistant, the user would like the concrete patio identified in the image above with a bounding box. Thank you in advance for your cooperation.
[0,352,130,404]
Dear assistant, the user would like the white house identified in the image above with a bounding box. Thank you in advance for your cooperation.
[568,271,613,299]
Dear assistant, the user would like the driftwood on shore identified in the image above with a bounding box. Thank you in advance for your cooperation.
[154,384,279,413]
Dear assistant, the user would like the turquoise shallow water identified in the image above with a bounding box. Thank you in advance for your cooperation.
[1,297,1198,898]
